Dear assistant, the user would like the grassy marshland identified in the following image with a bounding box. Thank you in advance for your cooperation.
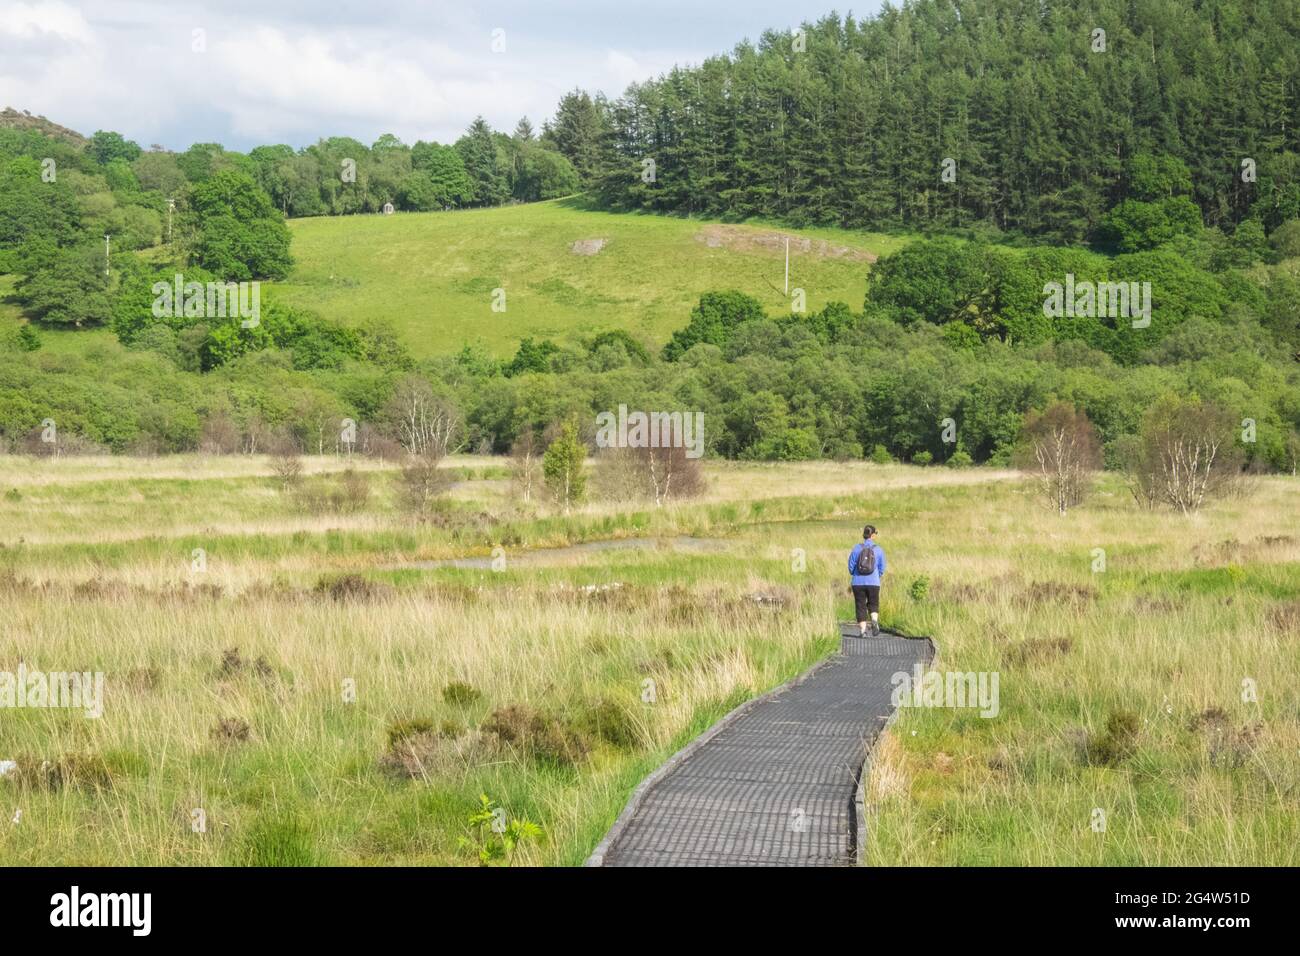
[0,455,1295,865]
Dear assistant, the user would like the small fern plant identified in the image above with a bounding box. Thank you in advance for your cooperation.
[461,794,543,865]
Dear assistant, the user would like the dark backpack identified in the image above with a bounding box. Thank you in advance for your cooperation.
[855,543,876,576]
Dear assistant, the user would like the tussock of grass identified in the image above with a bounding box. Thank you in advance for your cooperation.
[578,698,646,751]
[1081,711,1142,767]
[236,814,320,867]
[442,682,482,706]
[1004,637,1073,665]
[378,722,493,781]
[6,754,116,792]
[482,705,590,770]
[211,717,252,744]
[313,573,390,602]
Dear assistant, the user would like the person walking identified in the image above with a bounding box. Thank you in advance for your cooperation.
[848,524,886,636]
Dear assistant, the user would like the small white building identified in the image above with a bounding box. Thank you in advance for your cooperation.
[382,202,395,215]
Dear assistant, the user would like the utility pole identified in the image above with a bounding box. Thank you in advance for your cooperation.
[784,236,790,295]
[103,235,111,275]
[166,198,175,244]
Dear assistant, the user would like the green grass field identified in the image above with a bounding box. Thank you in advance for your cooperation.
[1,455,1295,866]
[0,274,118,357]
[0,203,904,361]
[269,199,905,357]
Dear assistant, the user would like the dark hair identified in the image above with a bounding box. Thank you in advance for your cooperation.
[863,524,876,539]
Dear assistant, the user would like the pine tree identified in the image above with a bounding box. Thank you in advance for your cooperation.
[454,117,508,207]
[543,90,609,183]
[567,0,1300,238]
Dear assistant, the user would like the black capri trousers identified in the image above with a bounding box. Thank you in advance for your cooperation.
[852,584,880,620]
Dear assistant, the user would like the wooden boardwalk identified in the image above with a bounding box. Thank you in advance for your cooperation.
[587,629,935,867]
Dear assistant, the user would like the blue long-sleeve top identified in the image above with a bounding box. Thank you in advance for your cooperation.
[848,541,886,586]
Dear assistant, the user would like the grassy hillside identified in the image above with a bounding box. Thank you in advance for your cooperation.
[269,199,905,358]
[0,274,117,356]
[0,107,88,147]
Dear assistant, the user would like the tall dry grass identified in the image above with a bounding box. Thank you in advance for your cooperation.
[0,453,1295,865]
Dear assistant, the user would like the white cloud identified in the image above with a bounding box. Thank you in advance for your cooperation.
[604,49,652,92]
[0,0,851,149]
[0,0,92,43]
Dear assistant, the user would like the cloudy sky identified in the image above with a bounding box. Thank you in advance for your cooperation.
[0,0,879,151]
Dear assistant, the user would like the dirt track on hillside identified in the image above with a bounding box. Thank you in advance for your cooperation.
[694,224,877,262]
